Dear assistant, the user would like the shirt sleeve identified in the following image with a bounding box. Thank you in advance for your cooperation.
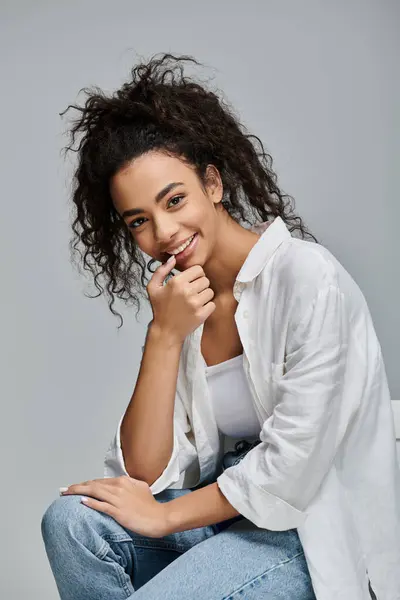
[216,284,351,530]
[103,390,198,495]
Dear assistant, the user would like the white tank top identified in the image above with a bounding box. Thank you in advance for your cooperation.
[202,353,260,439]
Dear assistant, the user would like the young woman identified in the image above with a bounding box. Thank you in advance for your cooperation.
[41,53,399,600]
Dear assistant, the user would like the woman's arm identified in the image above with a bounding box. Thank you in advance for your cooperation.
[120,322,183,486]
[162,482,241,534]
[216,284,352,530]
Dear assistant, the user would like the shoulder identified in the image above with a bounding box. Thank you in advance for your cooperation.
[271,237,342,294]
[255,238,347,330]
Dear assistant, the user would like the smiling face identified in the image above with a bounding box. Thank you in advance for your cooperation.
[110,151,224,270]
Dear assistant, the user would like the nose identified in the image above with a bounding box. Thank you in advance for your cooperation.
[153,215,180,247]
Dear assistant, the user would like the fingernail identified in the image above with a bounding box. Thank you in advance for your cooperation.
[59,487,69,495]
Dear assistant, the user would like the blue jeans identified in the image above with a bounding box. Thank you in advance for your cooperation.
[41,443,316,599]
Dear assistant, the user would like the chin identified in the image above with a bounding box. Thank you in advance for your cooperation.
[176,257,201,271]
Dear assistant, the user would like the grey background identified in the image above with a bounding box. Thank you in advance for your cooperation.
[1,1,398,598]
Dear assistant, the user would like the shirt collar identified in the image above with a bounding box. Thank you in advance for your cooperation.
[235,216,292,284]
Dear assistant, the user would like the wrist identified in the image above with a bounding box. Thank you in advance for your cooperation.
[148,321,184,350]
[157,501,174,537]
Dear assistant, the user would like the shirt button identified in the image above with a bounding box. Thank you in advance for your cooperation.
[243,310,249,319]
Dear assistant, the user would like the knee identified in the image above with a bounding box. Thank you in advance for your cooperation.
[41,494,84,544]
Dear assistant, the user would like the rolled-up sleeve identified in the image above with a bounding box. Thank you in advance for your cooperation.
[104,392,198,495]
[217,284,351,530]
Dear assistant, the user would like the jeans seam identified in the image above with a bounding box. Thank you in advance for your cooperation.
[94,539,109,559]
[112,558,134,599]
[127,538,187,553]
[223,550,305,599]
[95,539,134,598]
[102,530,188,553]
[97,535,187,556]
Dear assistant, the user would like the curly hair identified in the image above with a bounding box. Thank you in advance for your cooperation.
[60,52,318,329]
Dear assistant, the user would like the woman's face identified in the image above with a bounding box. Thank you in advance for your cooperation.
[110,151,224,271]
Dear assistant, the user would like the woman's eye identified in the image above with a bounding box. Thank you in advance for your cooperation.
[167,195,184,208]
[129,217,145,229]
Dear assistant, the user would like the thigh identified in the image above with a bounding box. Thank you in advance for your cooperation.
[130,487,217,589]
[42,488,217,596]
[131,519,316,600]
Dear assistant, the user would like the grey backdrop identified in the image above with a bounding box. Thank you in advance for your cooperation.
[1,1,398,598]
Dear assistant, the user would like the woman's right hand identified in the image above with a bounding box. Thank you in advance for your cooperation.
[147,255,216,345]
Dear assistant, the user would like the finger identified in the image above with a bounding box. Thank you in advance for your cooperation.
[196,287,215,305]
[149,255,176,287]
[61,483,119,501]
[201,301,216,320]
[188,276,211,294]
[175,264,205,284]
[59,482,91,495]
[80,496,118,519]
[60,475,130,493]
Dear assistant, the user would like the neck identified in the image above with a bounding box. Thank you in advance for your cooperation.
[203,209,260,299]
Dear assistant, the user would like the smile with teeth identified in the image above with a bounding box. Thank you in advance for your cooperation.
[167,234,196,255]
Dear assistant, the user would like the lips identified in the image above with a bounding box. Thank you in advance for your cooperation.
[164,233,196,255]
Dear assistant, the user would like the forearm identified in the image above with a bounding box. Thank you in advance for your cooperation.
[163,482,241,534]
[120,323,183,485]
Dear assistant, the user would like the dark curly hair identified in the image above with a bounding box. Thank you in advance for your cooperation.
[60,52,318,329]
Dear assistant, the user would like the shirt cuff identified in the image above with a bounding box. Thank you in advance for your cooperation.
[216,462,307,531]
[103,414,182,494]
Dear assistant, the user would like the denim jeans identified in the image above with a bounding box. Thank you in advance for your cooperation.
[41,442,316,599]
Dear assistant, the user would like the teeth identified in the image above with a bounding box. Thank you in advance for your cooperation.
[169,234,195,255]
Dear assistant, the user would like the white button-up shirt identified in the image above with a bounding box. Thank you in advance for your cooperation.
[104,216,400,600]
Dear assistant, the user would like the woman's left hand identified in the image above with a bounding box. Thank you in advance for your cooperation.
[60,475,168,538]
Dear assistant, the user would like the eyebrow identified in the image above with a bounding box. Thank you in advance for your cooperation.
[121,182,185,219]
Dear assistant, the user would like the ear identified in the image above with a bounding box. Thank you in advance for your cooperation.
[205,164,224,205]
